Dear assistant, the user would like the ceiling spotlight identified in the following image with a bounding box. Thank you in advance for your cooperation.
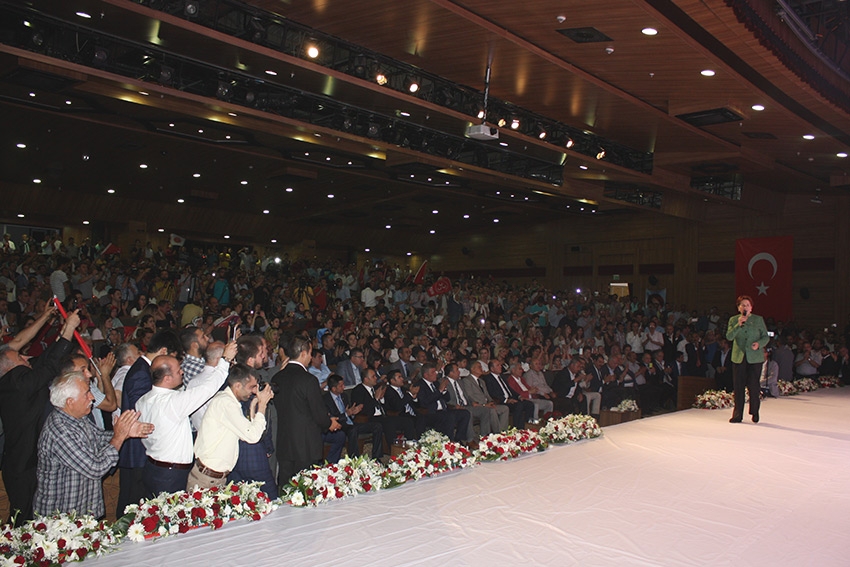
[271,239,277,244]
[837,152,848,158]
[17,214,24,218]
[365,248,370,252]
[16,143,26,149]
[158,228,165,233]
[107,188,115,194]
[463,214,470,219]
[510,118,520,130]
[216,81,232,101]
[802,134,815,140]
[139,164,148,169]
[700,69,715,77]
[184,0,199,17]
[385,225,392,229]
[241,180,248,185]
[224,235,230,239]
[157,64,174,85]
[429,230,436,234]
[477,110,486,119]
[641,27,658,36]
[596,148,606,160]
[405,76,421,93]
[751,104,765,111]
[406,252,412,256]
[177,198,185,203]
[375,72,388,86]
[493,218,500,223]
[497,118,507,128]
[327,194,334,199]
[262,209,270,214]
[82,220,90,225]
[92,47,109,67]
[565,138,575,148]
[192,173,201,178]
[306,45,319,59]
[75,11,92,19]
[285,187,293,192]
[579,165,588,170]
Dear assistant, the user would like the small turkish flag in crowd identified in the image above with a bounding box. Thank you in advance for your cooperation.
[169,233,186,247]
[427,276,452,297]
[735,236,793,322]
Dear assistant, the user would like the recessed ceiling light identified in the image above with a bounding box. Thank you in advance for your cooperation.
[198,129,203,133]
[193,173,201,178]
[107,188,115,194]
[139,164,148,169]
[802,134,815,140]
[286,187,293,192]
[177,198,185,203]
[158,228,165,232]
[837,152,848,158]
[751,104,765,111]
[224,235,230,239]
[224,135,231,140]
[265,70,277,76]
[271,239,277,243]
[406,252,412,256]
[463,214,470,219]
[28,92,35,97]
[33,178,41,183]
[579,165,588,170]
[641,27,658,36]
[327,194,334,199]
[364,248,370,252]
[400,111,411,117]
[76,11,92,18]
[168,123,175,127]
[306,46,319,58]
[139,91,149,96]
[65,100,72,105]
[499,142,508,147]
[262,209,270,214]
[16,143,26,149]
[429,230,436,234]
[17,214,24,218]
[700,69,715,77]
[432,210,439,214]
[493,218,500,223]
[385,225,392,229]
[228,112,237,117]
[240,180,248,185]
[82,220,90,225]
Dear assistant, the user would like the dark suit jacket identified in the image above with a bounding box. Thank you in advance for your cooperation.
[117,356,152,468]
[272,362,331,465]
[484,373,518,404]
[383,385,418,416]
[323,391,353,429]
[0,337,73,473]
[337,360,361,387]
[350,383,384,418]
[386,358,413,380]
[552,369,580,398]
[416,379,450,412]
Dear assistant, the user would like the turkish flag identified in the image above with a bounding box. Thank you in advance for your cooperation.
[735,236,793,322]
[427,276,452,297]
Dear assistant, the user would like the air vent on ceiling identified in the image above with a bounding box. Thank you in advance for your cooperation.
[676,107,742,127]
[556,27,613,43]
[741,131,777,140]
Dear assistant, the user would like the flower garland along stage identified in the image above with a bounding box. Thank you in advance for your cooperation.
[2,416,601,564]
[611,399,640,413]
[693,390,734,409]
[283,414,602,506]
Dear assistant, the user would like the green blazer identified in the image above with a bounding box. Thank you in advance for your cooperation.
[725,313,769,364]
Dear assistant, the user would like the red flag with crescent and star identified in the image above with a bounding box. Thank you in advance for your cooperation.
[735,236,793,322]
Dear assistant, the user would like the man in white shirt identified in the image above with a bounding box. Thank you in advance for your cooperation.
[136,342,235,497]
[111,342,140,421]
[190,363,273,489]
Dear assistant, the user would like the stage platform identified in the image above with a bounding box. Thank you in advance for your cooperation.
[90,388,850,566]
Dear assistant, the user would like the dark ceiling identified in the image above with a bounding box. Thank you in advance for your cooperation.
[1,0,849,254]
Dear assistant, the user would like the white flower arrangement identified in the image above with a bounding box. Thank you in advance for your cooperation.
[382,438,476,488]
[281,455,385,507]
[538,414,602,444]
[473,428,548,461]
[117,481,277,541]
[611,399,640,413]
[817,375,841,388]
[795,377,819,392]
[0,513,121,565]
[777,380,798,396]
[693,390,734,409]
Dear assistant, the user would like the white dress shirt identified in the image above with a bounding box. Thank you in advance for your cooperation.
[137,358,229,464]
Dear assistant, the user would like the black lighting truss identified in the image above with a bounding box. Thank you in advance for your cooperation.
[689,175,743,200]
[0,2,564,186]
[603,182,663,209]
[133,0,653,174]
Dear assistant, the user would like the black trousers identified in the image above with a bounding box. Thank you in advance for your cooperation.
[732,359,762,420]
[3,467,36,526]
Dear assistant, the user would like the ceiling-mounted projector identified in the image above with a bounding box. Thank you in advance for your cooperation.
[466,124,499,141]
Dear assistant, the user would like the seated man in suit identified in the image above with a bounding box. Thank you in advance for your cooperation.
[484,360,533,428]
[337,348,366,387]
[653,349,677,409]
[324,374,383,460]
[349,368,389,457]
[461,361,509,433]
[551,358,587,415]
[504,361,552,421]
[445,362,490,440]
[416,363,471,442]
[712,339,734,392]
[383,369,424,441]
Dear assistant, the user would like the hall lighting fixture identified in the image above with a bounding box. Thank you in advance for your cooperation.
[566,138,575,148]
[158,228,165,232]
[429,230,436,234]
[286,187,293,192]
[306,45,319,58]
[16,143,25,149]
[802,134,815,140]
[406,77,420,93]
[510,118,520,130]
[432,210,439,214]
[375,72,388,86]
[477,110,485,119]
[537,124,548,139]
[407,252,412,256]
[579,165,588,170]
[271,239,277,244]
[838,152,848,158]
[17,214,24,218]
[497,118,507,127]
[700,69,715,77]
[641,27,658,36]
[264,70,277,76]
[76,11,92,19]
[177,198,185,203]
[596,148,606,159]
[241,180,248,185]
[107,189,115,194]
[463,214,470,219]
[327,194,334,198]
[385,225,392,229]
[493,218,500,223]
[192,173,201,178]
[751,104,765,111]
[263,209,270,214]
[364,248,370,252]
[33,178,42,183]
[139,164,148,169]
[82,220,90,225]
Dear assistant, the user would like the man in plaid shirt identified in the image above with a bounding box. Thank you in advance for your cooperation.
[34,371,153,518]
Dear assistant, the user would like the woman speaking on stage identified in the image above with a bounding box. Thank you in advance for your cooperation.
[726,295,769,423]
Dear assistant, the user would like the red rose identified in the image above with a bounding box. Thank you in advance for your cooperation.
[13,555,25,565]
[328,476,336,485]
[210,486,220,493]
[148,505,159,514]
[177,510,186,519]
[230,485,239,493]
[33,547,44,560]
[76,548,88,559]
[178,523,191,534]
[141,515,160,533]
[230,495,240,505]
[363,482,372,491]
[246,500,256,511]
[193,491,202,499]
[34,523,46,532]
[252,513,261,521]
[192,507,207,520]
[211,503,221,515]
[92,541,101,550]
[257,492,267,501]
[57,538,66,549]
[212,518,223,529]
[20,533,31,542]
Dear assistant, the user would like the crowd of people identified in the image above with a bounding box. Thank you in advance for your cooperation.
[1,233,849,525]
